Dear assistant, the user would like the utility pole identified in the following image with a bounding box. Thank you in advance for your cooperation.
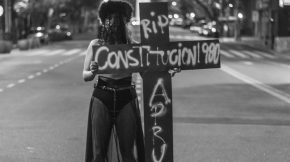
[234,0,241,41]
[3,0,11,40]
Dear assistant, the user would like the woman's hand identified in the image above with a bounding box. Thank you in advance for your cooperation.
[90,61,99,75]
[168,67,181,77]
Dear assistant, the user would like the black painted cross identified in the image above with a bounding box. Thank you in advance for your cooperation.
[93,2,220,162]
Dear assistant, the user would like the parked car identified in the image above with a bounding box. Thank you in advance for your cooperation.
[48,25,73,41]
[28,26,49,44]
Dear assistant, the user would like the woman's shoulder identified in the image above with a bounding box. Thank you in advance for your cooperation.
[89,39,104,46]
[130,39,139,44]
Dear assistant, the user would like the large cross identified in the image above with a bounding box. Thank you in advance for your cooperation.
[93,2,220,162]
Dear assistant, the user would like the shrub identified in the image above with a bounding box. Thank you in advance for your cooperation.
[17,37,41,50]
[0,40,13,54]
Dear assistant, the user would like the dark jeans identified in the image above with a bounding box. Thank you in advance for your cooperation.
[86,76,144,162]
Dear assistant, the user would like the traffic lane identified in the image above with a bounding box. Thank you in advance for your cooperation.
[0,42,87,91]
[173,123,290,162]
[223,60,290,102]
[172,67,290,123]
[172,63,290,162]
[0,55,89,161]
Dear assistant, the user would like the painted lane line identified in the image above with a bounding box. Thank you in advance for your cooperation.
[79,50,87,56]
[18,79,26,84]
[228,50,249,59]
[0,89,3,92]
[43,49,66,56]
[243,61,254,65]
[243,50,263,59]
[43,69,48,73]
[255,51,275,59]
[35,72,42,76]
[220,50,235,58]
[7,83,15,88]
[25,49,50,56]
[62,49,82,56]
[28,75,35,79]
[49,66,54,70]
[221,65,290,104]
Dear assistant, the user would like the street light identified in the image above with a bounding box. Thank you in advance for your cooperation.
[229,3,233,8]
[237,12,243,19]
[173,13,179,19]
[171,1,177,6]
[190,12,195,18]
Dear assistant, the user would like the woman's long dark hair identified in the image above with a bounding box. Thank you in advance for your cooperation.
[97,1,132,44]
[98,13,128,44]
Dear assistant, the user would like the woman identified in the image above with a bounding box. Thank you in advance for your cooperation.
[83,1,144,162]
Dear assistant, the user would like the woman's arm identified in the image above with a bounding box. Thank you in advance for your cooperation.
[83,39,99,82]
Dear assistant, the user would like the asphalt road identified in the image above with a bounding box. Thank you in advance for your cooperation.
[1,27,290,162]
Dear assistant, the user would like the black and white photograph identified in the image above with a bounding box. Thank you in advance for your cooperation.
[0,0,290,161]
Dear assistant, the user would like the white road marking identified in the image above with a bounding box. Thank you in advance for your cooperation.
[43,69,48,73]
[79,50,87,56]
[221,65,290,104]
[228,50,249,58]
[242,50,263,59]
[35,72,42,76]
[255,51,275,59]
[28,75,35,79]
[0,89,3,92]
[63,49,82,56]
[7,83,15,88]
[220,50,235,58]
[25,49,50,56]
[243,61,253,65]
[43,49,66,56]
[18,79,26,84]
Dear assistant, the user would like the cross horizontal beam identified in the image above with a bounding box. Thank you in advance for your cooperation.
[93,39,220,74]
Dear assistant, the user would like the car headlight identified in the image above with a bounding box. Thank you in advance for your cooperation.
[211,28,217,33]
[203,30,209,35]
[36,32,44,37]
[66,32,71,36]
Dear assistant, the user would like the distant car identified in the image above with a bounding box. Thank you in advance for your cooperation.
[189,21,206,35]
[190,21,219,38]
[200,22,219,38]
[28,26,49,44]
[169,18,184,26]
[48,25,73,41]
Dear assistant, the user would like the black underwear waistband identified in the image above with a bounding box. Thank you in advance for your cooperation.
[97,76,132,89]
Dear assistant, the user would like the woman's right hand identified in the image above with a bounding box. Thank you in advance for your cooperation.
[90,61,99,75]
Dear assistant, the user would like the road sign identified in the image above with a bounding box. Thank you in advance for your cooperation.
[93,2,220,162]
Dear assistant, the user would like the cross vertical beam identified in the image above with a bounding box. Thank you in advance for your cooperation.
[139,2,173,162]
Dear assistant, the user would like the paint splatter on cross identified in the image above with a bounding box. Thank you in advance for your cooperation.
[93,2,220,162]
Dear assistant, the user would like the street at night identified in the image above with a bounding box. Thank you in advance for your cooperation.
[1,0,290,161]
[1,26,290,161]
